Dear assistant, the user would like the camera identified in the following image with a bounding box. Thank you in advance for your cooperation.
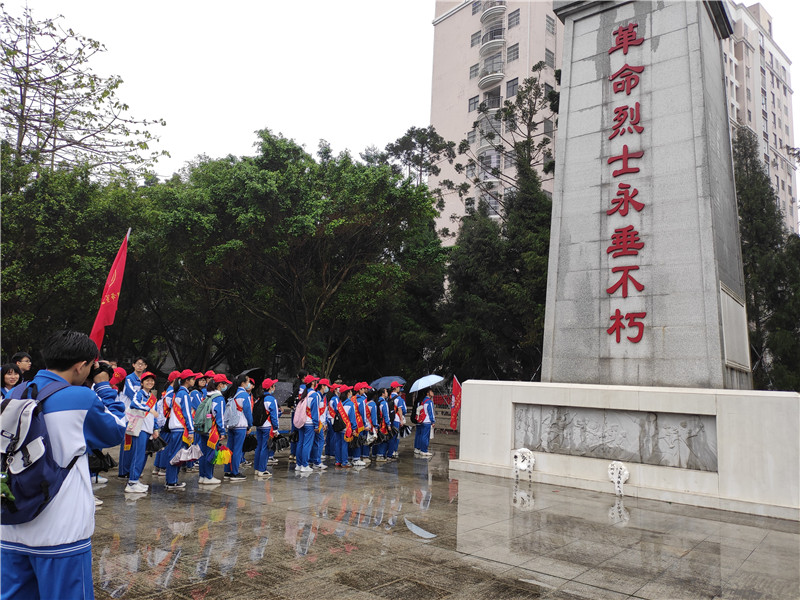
[88,360,114,382]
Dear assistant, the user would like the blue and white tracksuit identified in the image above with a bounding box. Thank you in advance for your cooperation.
[309,390,326,466]
[297,391,318,469]
[254,394,279,472]
[264,395,280,460]
[165,386,194,485]
[128,388,156,484]
[389,393,406,456]
[224,388,252,476]
[154,389,175,470]
[118,373,141,476]
[198,391,225,480]
[365,399,378,458]
[375,398,392,458]
[0,370,126,600]
[415,395,435,453]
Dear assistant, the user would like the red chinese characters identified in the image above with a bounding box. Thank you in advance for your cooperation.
[605,22,647,344]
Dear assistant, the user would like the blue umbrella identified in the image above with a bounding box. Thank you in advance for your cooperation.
[369,375,405,390]
[408,374,444,393]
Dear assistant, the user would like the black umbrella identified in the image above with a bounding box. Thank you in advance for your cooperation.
[369,375,405,390]
[238,367,266,385]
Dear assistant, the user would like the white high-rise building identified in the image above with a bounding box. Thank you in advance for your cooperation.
[428,1,564,242]
[725,2,797,234]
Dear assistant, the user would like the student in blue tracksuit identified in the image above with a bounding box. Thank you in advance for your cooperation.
[414,388,435,457]
[224,375,253,481]
[0,330,126,600]
[289,384,305,461]
[323,385,337,459]
[125,372,158,494]
[152,371,179,476]
[118,357,146,477]
[264,386,281,464]
[374,388,392,461]
[186,372,205,472]
[350,384,368,466]
[335,386,355,467]
[296,375,319,473]
[198,373,230,485]
[389,382,406,458]
[164,369,196,489]
[253,378,278,479]
[311,378,330,469]
[364,388,379,461]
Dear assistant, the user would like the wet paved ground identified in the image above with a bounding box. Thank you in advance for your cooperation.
[92,435,799,600]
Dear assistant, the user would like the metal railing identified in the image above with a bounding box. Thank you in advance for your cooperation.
[479,60,504,79]
[482,27,505,45]
[482,0,506,11]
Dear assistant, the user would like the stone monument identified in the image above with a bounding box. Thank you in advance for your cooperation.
[450,0,800,520]
[541,0,751,389]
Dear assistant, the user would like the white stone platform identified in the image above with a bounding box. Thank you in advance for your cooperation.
[449,380,800,520]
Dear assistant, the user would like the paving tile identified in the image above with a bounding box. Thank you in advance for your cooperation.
[88,438,799,599]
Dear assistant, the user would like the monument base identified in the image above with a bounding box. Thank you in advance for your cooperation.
[450,380,799,521]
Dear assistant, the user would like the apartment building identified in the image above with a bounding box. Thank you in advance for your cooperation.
[725,2,797,234]
[428,1,563,241]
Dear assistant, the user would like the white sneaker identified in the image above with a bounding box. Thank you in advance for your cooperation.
[313,463,328,470]
[92,474,108,484]
[94,496,103,506]
[198,477,208,484]
[302,465,314,473]
[125,482,148,493]
[414,448,421,455]
[361,457,371,464]
[206,476,221,484]
[420,451,433,458]
[255,471,272,479]
[353,460,366,467]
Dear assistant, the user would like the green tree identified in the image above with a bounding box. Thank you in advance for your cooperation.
[0,6,167,184]
[733,126,800,391]
[383,125,455,188]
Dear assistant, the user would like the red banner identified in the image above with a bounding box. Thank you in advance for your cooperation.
[450,375,461,430]
[89,230,130,354]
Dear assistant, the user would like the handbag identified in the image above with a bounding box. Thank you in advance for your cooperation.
[87,449,117,473]
[146,435,168,454]
[125,407,149,436]
[242,433,258,453]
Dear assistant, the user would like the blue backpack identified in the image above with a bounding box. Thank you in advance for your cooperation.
[1,381,76,524]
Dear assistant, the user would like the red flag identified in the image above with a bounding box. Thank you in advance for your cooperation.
[89,229,130,353]
[450,376,462,430]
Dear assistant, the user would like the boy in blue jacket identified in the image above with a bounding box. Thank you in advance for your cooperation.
[1,330,126,600]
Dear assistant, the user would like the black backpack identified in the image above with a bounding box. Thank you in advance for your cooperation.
[252,397,268,427]
[1,381,75,524]
[409,394,420,424]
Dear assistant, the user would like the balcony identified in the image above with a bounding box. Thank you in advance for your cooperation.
[479,59,504,89]
[480,25,505,57]
[481,0,506,23]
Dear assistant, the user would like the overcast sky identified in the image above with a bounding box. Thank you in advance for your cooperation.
[10,1,800,180]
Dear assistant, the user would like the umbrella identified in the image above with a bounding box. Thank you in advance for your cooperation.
[239,367,265,384]
[369,375,405,390]
[408,374,444,393]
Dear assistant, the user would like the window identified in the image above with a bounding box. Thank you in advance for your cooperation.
[472,0,482,15]
[470,63,479,79]
[467,129,477,144]
[504,150,516,170]
[507,43,519,62]
[469,95,480,112]
[471,31,481,47]
[506,77,519,97]
[747,88,751,101]
[748,109,752,122]
[545,83,554,99]
[545,48,555,68]
[544,118,554,138]
[782,179,786,190]
[466,163,476,178]
[508,8,520,28]
[546,14,555,35]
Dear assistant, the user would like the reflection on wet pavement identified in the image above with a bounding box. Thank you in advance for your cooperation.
[92,438,799,599]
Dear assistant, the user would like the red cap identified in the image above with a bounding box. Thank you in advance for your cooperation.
[110,367,127,386]
[213,373,232,384]
[262,378,278,389]
[167,370,180,382]
[303,374,319,384]
[179,368,196,380]
[390,381,403,388]
[204,370,216,378]
[141,371,156,381]
[318,378,330,387]
[330,383,340,391]
[339,385,352,393]
[194,372,205,379]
